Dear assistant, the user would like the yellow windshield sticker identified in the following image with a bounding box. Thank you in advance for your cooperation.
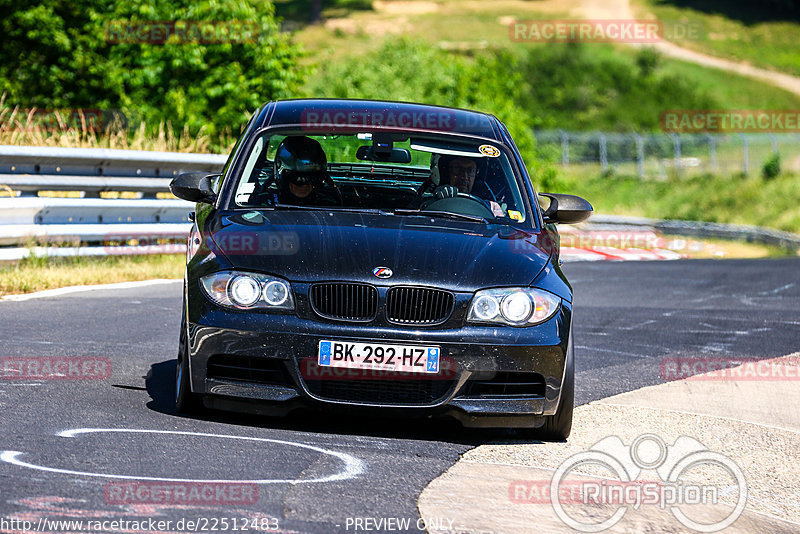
[478,144,500,157]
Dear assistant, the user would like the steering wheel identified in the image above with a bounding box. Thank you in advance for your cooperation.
[422,192,494,218]
[320,174,344,206]
[416,179,435,198]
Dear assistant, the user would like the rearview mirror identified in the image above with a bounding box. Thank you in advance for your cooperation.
[539,193,593,224]
[356,145,412,164]
[170,172,219,204]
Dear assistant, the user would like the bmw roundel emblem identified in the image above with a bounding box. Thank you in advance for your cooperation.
[373,267,393,279]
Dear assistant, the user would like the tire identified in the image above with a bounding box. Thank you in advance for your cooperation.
[520,340,574,441]
[176,309,203,414]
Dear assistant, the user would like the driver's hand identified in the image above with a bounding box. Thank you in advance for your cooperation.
[433,185,459,200]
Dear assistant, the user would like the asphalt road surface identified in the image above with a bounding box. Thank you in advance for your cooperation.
[1,258,798,533]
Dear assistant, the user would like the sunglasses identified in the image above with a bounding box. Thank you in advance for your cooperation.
[289,174,317,186]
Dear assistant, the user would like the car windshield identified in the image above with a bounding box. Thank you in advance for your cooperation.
[232,131,529,224]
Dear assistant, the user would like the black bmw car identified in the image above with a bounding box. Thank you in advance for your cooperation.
[170,99,592,440]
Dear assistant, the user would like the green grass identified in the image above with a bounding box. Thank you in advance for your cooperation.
[634,0,800,77]
[0,254,184,297]
[554,168,800,233]
[296,1,800,129]
[599,45,800,111]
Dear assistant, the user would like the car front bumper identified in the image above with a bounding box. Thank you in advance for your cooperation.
[186,290,572,428]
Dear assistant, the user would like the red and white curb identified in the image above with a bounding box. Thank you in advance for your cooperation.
[561,246,685,262]
[559,229,688,262]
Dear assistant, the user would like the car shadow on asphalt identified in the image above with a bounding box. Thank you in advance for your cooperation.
[145,359,553,447]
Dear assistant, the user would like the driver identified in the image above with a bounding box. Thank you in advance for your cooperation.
[432,156,504,216]
[274,136,339,206]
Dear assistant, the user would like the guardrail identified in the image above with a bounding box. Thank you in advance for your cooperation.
[0,145,223,258]
[590,215,800,253]
[0,145,226,196]
[1,145,798,261]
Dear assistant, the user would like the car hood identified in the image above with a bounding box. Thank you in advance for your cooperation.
[207,210,552,291]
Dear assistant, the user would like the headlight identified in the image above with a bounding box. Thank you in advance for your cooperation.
[501,291,533,322]
[200,271,295,311]
[263,280,289,306]
[467,288,560,326]
[229,275,261,307]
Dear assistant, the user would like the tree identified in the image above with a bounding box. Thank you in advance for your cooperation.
[0,0,306,138]
[310,0,323,23]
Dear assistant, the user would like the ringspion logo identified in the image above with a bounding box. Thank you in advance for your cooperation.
[511,434,747,532]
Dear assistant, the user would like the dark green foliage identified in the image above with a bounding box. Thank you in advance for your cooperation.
[311,39,718,134]
[0,0,305,140]
[762,153,781,180]
[636,47,662,77]
[519,43,717,132]
[653,0,800,23]
[273,0,373,24]
[309,39,720,189]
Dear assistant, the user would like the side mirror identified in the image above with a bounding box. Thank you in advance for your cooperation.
[170,172,219,204]
[539,193,593,224]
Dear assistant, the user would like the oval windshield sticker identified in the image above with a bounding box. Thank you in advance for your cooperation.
[479,144,500,157]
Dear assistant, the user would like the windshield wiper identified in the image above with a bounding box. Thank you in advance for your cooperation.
[393,209,488,224]
[269,204,485,223]
[271,204,392,216]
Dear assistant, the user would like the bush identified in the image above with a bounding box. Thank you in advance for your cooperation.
[762,153,781,180]
[635,47,662,77]
[0,0,306,143]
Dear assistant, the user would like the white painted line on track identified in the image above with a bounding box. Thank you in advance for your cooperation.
[1,428,365,484]
[576,345,652,359]
[1,279,181,302]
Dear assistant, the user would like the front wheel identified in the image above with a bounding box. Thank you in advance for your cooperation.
[176,310,203,414]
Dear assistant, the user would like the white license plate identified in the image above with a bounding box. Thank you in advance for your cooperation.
[317,340,440,374]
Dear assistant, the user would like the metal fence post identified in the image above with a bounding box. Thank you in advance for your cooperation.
[671,134,682,175]
[635,133,644,178]
[559,130,569,166]
[706,134,717,174]
[741,134,749,175]
[599,133,607,172]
